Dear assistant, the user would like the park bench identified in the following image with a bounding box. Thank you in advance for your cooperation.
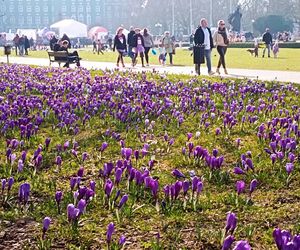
[47,51,80,67]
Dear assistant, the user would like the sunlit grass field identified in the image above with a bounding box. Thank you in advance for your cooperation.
[5,46,300,71]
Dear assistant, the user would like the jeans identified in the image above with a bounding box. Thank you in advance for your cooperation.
[165,53,173,64]
[128,46,134,60]
[19,45,25,56]
[144,47,151,64]
[204,49,212,72]
[217,46,227,69]
[263,44,271,57]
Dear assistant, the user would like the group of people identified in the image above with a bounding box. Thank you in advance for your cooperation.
[13,34,34,56]
[193,18,230,75]
[113,26,175,68]
[50,33,81,67]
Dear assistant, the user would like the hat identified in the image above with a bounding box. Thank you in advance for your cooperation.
[135,28,141,32]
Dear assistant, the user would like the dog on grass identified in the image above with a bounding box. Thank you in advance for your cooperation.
[247,48,258,57]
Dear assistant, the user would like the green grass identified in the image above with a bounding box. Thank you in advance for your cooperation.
[4,46,300,71]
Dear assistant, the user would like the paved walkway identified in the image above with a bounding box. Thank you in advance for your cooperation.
[1,56,300,84]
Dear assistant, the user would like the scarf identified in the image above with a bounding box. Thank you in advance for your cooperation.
[218,28,228,44]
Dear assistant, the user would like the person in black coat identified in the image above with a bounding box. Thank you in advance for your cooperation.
[193,18,214,75]
[24,36,30,55]
[50,35,58,51]
[132,28,145,67]
[61,33,71,48]
[113,27,127,68]
[262,28,272,58]
[127,26,135,62]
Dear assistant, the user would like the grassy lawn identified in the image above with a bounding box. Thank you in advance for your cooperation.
[1,64,300,249]
[4,46,300,71]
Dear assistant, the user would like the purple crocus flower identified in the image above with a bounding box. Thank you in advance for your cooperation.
[63,141,70,151]
[236,180,246,195]
[18,159,24,172]
[77,199,87,215]
[134,150,139,161]
[222,235,235,250]
[118,194,128,209]
[18,182,30,204]
[233,240,251,250]
[249,179,258,194]
[233,167,245,175]
[55,156,62,167]
[182,180,190,195]
[77,166,84,177]
[270,154,277,164]
[286,163,294,175]
[100,142,108,152]
[106,222,115,244]
[119,235,126,246]
[55,191,63,206]
[172,169,185,178]
[273,228,283,249]
[174,181,182,199]
[225,212,237,234]
[105,179,113,198]
[82,152,88,162]
[1,179,6,193]
[7,177,14,192]
[70,177,77,190]
[42,217,51,239]
[45,138,51,148]
[187,132,193,141]
[197,181,203,194]
[67,204,78,222]
[115,168,123,185]
[90,180,96,192]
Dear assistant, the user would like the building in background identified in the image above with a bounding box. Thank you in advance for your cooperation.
[0,0,128,33]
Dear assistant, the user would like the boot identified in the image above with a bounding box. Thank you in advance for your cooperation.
[195,64,200,75]
[141,57,145,67]
[224,68,228,74]
[216,68,220,74]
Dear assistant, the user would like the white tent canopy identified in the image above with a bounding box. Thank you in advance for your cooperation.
[50,19,87,38]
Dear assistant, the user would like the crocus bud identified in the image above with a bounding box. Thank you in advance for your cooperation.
[232,240,251,250]
[172,169,185,178]
[42,217,51,239]
[55,191,63,205]
[7,177,14,192]
[222,235,235,250]
[119,235,126,246]
[249,179,258,194]
[236,180,245,195]
[106,222,115,244]
[225,212,237,234]
[118,194,128,209]
[77,166,84,177]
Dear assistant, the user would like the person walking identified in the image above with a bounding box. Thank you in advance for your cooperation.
[132,28,145,67]
[13,34,20,55]
[92,40,97,54]
[142,28,154,66]
[193,18,214,75]
[262,28,272,58]
[213,20,229,75]
[127,26,135,64]
[97,39,104,55]
[24,36,30,55]
[19,35,25,56]
[113,27,127,68]
[161,31,174,65]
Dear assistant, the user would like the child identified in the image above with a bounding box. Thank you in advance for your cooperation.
[272,40,279,58]
[97,39,104,55]
[92,40,97,54]
[158,44,166,65]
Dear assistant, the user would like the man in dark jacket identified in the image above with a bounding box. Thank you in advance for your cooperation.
[193,18,214,75]
[262,28,272,58]
[127,26,135,62]
[24,36,30,55]
[50,35,58,51]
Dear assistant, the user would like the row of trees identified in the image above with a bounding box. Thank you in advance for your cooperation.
[126,0,300,35]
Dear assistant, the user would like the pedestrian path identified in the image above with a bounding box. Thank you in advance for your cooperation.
[1,56,300,84]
